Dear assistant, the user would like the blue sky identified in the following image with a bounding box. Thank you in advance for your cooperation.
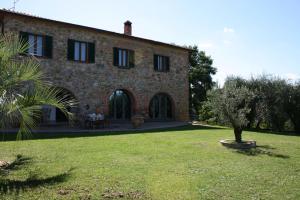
[1,0,300,84]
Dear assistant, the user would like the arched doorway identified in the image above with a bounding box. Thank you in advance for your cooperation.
[149,93,173,120]
[109,90,132,120]
[42,88,77,123]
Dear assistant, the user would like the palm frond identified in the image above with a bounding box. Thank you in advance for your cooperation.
[0,33,78,140]
[0,34,28,62]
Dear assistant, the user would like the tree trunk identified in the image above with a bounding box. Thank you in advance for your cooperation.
[234,127,242,143]
[255,119,261,130]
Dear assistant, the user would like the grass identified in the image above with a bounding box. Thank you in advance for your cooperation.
[0,125,300,199]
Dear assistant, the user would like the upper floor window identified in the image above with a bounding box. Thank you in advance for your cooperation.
[113,47,134,68]
[154,55,170,72]
[67,39,95,63]
[19,32,52,58]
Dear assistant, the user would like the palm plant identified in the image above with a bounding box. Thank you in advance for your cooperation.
[0,34,77,140]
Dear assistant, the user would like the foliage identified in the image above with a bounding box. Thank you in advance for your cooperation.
[237,75,299,133]
[284,82,300,132]
[205,75,300,134]
[188,46,217,118]
[246,75,289,131]
[207,77,255,142]
[197,102,215,122]
[0,34,77,140]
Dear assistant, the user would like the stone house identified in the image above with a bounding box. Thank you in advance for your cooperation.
[0,9,190,124]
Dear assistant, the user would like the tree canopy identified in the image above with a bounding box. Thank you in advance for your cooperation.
[189,45,217,118]
[206,75,300,135]
[207,77,255,142]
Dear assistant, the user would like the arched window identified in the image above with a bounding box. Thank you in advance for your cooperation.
[109,90,131,120]
[149,93,172,120]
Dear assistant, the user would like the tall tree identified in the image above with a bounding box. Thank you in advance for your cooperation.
[189,45,217,118]
[0,34,77,140]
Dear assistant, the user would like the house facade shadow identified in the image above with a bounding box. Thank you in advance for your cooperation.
[0,124,224,141]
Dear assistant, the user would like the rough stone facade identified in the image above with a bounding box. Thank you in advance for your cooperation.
[1,10,190,122]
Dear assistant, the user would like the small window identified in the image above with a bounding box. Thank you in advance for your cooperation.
[19,32,52,58]
[74,42,80,61]
[74,41,87,62]
[28,35,35,55]
[113,47,134,68]
[154,55,170,72]
[80,42,86,62]
[28,34,43,56]
[67,39,95,63]
[36,36,43,56]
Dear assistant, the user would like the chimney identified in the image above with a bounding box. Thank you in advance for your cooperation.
[124,20,132,36]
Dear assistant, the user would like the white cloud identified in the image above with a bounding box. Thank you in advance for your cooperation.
[223,27,235,33]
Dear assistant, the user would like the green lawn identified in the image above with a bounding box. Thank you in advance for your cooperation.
[0,125,300,200]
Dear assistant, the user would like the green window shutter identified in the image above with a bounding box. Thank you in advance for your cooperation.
[113,47,118,66]
[154,55,158,70]
[129,50,135,68]
[165,56,170,71]
[19,32,29,53]
[67,39,75,60]
[44,35,53,58]
[88,42,95,63]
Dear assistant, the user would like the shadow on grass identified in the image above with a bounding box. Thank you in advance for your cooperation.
[0,155,32,177]
[0,155,74,194]
[245,128,300,137]
[0,124,225,141]
[3,155,32,171]
[0,169,73,194]
[233,145,290,159]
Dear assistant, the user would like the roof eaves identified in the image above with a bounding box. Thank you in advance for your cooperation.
[0,9,192,52]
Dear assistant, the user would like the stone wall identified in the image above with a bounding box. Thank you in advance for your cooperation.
[3,14,190,121]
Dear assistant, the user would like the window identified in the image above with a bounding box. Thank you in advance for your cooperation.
[149,93,172,120]
[119,49,127,67]
[19,32,53,58]
[109,90,132,120]
[113,47,134,68]
[80,42,86,62]
[36,35,43,56]
[73,41,87,62]
[67,39,95,63]
[74,42,80,61]
[154,55,170,72]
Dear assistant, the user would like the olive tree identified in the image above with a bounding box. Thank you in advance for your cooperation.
[247,76,289,131]
[207,78,255,142]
